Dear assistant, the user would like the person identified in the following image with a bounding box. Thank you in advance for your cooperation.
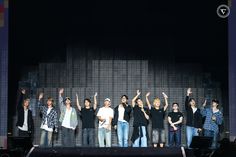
[168,103,184,147]
[201,99,223,149]
[58,88,78,147]
[131,90,150,147]
[16,89,34,140]
[146,92,168,148]
[112,95,132,147]
[76,92,97,147]
[97,98,114,147]
[185,88,203,148]
[38,92,58,147]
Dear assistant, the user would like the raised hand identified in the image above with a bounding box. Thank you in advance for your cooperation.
[137,90,141,96]
[21,89,26,95]
[187,88,192,96]
[202,99,207,107]
[162,92,168,99]
[94,92,98,97]
[59,88,64,95]
[76,93,79,99]
[39,92,44,100]
[146,92,150,97]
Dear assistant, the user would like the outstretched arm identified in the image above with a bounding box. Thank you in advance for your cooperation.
[145,92,151,110]
[93,92,98,110]
[185,88,192,110]
[38,92,44,111]
[132,90,141,107]
[76,93,81,111]
[17,89,26,110]
[162,92,169,111]
[59,88,64,111]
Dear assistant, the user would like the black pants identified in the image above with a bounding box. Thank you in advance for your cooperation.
[61,126,75,147]
[18,129,31,137]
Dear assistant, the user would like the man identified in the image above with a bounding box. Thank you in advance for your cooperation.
[16,89,34,140]
[59,88,78,147]
[131,90,149,147]
[146,92,168,147]
[201,99,223,148]
[76,92,97,147]
[97,98,114,147]
[185,88,203,148]
[38,92,58,147]
[113,95,132,147]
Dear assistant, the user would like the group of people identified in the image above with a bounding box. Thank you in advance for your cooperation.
[16,88,223,148]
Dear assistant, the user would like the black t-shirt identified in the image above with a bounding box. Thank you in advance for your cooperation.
[80,107,96,129]
[168,111,184,126]
[150,107,165,129]
[133,105,149,127]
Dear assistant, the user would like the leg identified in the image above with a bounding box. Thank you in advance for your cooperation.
[88,128,95,147]
[175,128,181,147]
[168,129,174,147]
[212,131,218,149]
[117,121,123,147]
[40,130,46,147]
[186,126,193,148]
[82,128,88,147]
[160,129,165,148]
[123,122,129,147]
[68,128,75,147]
[47,131,53,147]
[105,129,111,147]
[61,126,66,146]
[98,128,105,147]
[132,137,140,147]
[152,129,158,147]
[140,126,147,147]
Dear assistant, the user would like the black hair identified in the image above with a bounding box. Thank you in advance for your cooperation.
[212,99,219,104]
[121,95,128,100]
[188,98,195,104]
[135,98,141,103]
[84,98,92,104]
[172,102,179,107]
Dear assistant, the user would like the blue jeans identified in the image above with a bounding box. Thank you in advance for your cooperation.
[204,129,218,149]
[98,127,111,147]
[186,126,199,148]
[132,126,147,147]
[169,127,181,147]
[82,128,95,147]
[40,129,53,147]
[117,121,129,147]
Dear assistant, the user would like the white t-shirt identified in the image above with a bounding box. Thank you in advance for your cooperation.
[40,107,53,132]
[97,107,114,129]
[118,105,126,122]
[62,107,75,130]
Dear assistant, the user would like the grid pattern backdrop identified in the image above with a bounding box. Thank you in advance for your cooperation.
[15,46,227,147]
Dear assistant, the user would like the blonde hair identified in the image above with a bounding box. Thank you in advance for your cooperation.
[153,98,160,104]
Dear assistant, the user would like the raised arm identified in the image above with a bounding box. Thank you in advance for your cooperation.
[59,88,64,111]
[38,92,44,111]
[132,90,141,107]
[76,93,81,111]
[93,92,98,110]
[145,92,151,110]
[17,89,26,110]
[185,88,192,110]
[200,100,207,117]
[162,92,169,111]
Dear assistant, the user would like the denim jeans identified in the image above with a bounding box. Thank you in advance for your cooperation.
[82,128,95,147]
[168,127,181,147]
[98,127,111,147]
[61,126,75,147]
[117,121,129,147]
[132,126,147,147]
[40,129,53,147]
[186,126,199,148]
[204,129,218,149]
